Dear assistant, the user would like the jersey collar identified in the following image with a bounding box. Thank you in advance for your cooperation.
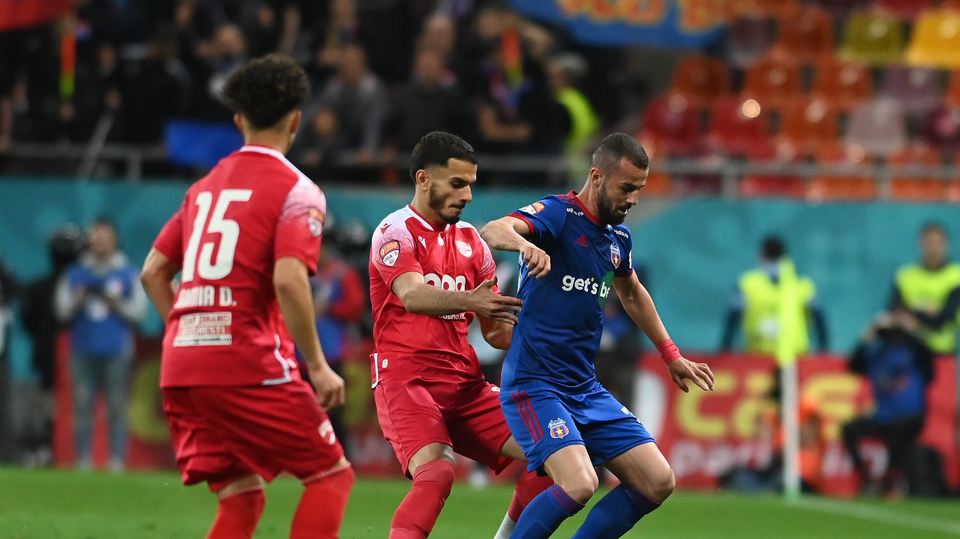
[407,204,451,232]
[569,191,603,227]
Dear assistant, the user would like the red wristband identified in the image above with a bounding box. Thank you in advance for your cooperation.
[656,339,681,364]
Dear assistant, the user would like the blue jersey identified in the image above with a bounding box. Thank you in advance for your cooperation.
[502,192,634,391]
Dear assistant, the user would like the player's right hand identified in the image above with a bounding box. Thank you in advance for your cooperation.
[519,242,550,278]
[469,277,524,325]
[309,365,346,411]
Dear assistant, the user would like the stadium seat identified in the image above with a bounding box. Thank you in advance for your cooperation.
[838,10,905,66]
[741,55,803,111]
[874,0,934,21]
[919,105,960,154]
[163,120,244,169]
[889,144,945,201]
[670,55,731,109]
[905,9,960,69]
[845,98,908,158]
[811,58,872,111]
[878,65,942,115]
[725,0,803,19]
[812,0,871,17]
[739,175,806,198]
[807,142,877,201]
[727,16,775,69]
[776,97,839,158]
[771,7,834,65]
[945,70,960,107]
[707,96,775,158]
[638,92,703,157]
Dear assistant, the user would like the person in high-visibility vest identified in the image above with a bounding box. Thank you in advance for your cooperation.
[890,222,960,355]
[720,236,829,355]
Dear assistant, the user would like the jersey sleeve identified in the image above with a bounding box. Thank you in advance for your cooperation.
[275,180,326,275]
[153,207,184,266]
[371,221,422,291]
[508,196,567,245]
[615,227,634,278]
[478,238,501,294]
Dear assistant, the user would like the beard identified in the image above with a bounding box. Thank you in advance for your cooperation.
[428,184,463,224]
[597,186,630,225]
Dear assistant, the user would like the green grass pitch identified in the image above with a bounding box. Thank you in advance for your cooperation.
[2,468,959,538]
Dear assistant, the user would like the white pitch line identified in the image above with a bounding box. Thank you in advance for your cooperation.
[788,497,960,536]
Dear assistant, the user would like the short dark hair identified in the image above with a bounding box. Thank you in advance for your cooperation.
[921,221,947,238]
[590,133,650,174]
[222,54,309,130]
[409,131,478,182]
[761,236,785,260]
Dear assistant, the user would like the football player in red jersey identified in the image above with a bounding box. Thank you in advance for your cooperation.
[140,54,352,539]
[369,131,552,539]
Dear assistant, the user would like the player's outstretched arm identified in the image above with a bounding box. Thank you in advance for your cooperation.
[479,314,514,350]
[613,273,715,393]
[140,248,181,321]
[392,272,523,324]
[480,217,550,278]
[275,256,345,411]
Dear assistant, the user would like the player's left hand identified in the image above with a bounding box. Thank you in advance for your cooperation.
[309,365,346,411]
[666,357,715,393]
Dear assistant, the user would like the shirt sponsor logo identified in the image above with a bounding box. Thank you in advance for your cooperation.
[610,243,622,267]
[520,201,545,214]
[380,240,400,266]
[174,312,233,346]
[560,272,615,307]
[548,418,570,439]
[307,207,324,237]
[456,240,473,257]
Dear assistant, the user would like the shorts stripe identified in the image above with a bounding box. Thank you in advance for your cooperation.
[521,391,544,441]
[512,391,541,443]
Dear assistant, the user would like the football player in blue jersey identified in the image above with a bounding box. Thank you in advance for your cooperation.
[480,133,715,538]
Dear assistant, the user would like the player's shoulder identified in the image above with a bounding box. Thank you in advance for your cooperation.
[611,224,632,243]
[372,206,418,242]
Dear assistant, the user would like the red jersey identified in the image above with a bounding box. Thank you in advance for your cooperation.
[153,145,326,388]
[369,206,497,385]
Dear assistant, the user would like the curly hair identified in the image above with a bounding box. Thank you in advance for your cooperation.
[222,54,310,130]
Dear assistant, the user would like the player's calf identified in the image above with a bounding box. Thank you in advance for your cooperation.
[390,458,456,539]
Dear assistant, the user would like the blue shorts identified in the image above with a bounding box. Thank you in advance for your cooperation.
[500,382,655,473]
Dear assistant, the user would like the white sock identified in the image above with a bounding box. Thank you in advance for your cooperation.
[493,513,517,539]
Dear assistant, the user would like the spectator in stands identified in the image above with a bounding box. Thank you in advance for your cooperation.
[720,236,829,356]
[314,44,388,164]
[205,23,248,105]
[290,105,347,177]
[547,52,600,156]
[417,12,460,75]
[842,312,934,498]
[55,219,146,472]
[20,225,85,466]
[387,47,471,154]
[79,0,164,49]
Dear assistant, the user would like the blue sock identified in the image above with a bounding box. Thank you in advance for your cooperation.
[510,484,585,539]
[571,485,660,539]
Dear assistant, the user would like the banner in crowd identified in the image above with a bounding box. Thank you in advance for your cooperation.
[506,0,727,48]
[637,353,960,496]
[0,0,70,31]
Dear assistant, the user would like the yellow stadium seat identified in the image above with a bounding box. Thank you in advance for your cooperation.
[905,9,960,69]
[838,10,905,66]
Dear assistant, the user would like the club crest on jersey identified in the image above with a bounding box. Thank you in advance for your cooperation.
[610,243,621,267]
[379,240,400,266]
[307,207,324,237]
[548,418,570,439]
[519,201,545,214]
[456,240,473,257]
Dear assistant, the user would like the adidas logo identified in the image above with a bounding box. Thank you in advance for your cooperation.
[575,234,589,247]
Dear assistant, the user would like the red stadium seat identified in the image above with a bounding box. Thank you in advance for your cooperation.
[670,55,731,109]
[771,7,835,65]
[739,175,806,198]
[642,172,673,196]
[945,70,960,107]
[919,105,960,154]
[811,57,873,112]
[742,55,803,111]
[707,96,775,158]
[874,0,934,21]
[637,92,703,157]
[777,97,840,158]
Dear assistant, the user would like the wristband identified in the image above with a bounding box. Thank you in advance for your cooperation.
[656,339,681,364]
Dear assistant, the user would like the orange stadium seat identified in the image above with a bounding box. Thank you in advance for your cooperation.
[905,9,960,69]
[945,70,960,107]
[641,172,673,196]
[777,97,840,158]
[808,143,877,201]
[637,92,703,157]
[707,96,775,158]
[670,55,731,109]
[739,175,806,198]
[845,98,908,158]
[889,144,945,202]
[838,10,905,66]
[811,57,873,111]
[772,7,834,65]
[741,55,803,111]
[874,0,934,21]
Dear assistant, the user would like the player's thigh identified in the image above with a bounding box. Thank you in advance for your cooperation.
[190,382,345,482]
[447,379,514,471]
[604,442,675,503]
[543,444,598,502]
[374,377,450,475]
[577,386,654,466]
[500,387,585,474]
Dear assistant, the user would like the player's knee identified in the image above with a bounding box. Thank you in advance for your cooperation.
[413,459,456,500]
[556,468,598,504]
[652,469,676,503]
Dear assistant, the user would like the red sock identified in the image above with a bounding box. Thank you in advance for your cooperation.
[291,466,355,539]
[206,489,265,539]
[389,459,456,539]
[508,470,554,522]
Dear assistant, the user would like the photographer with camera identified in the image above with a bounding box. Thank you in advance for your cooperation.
[55,219,146,472]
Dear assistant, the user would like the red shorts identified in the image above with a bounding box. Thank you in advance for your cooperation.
[163,380,345,491]
[374,373,513,476]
